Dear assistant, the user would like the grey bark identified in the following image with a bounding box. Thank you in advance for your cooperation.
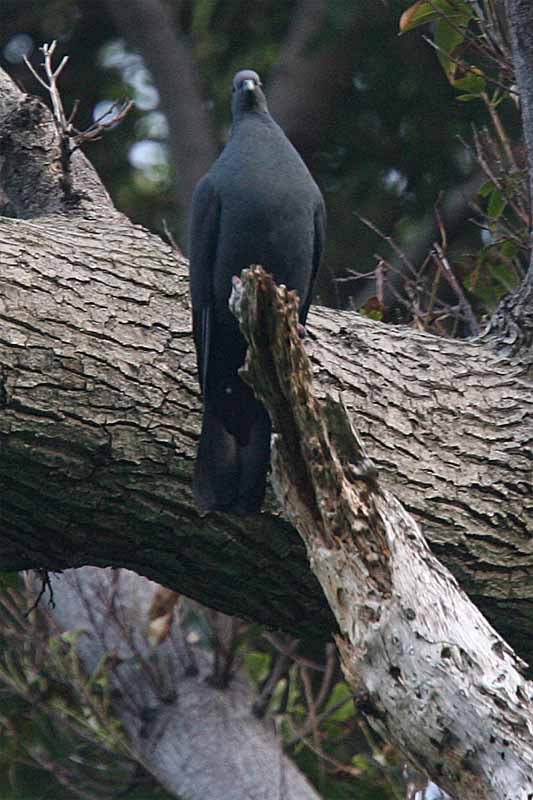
[42,567,321,800]
[0,66,531,666]
[505,0,533,207]
[482,0,533,348]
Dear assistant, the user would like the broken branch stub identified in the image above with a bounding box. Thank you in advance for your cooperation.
[235,265,392,595]
[232,265,533,800]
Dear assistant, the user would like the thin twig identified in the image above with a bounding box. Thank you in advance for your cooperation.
[355,213,419,279]
[24,40,134,154]
[422,35,518,98]
[433,243,480,335]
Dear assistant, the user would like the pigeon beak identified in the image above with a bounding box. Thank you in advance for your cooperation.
[242,79,255,92]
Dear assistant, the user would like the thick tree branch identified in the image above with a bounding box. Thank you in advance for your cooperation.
[234,266,533,800]
[41,567,321,800]
[0,64,531,666]
[505,0,533,206]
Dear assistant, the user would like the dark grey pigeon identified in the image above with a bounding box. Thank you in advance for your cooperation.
[189,69,326,514]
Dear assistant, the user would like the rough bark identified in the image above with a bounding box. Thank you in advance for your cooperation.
[233,266,533,800]
[0,65,532,667]
[40,567,320,800]
[481,0,533,351]
[505,0,533,208]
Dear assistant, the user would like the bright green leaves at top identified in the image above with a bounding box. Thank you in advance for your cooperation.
[399,0,473,36]
[400,1,480,91]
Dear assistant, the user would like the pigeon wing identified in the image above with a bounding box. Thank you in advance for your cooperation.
[300,194,326,324]
[189,175,221,392]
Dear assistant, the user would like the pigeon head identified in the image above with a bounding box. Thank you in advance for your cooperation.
[231,69,268,118]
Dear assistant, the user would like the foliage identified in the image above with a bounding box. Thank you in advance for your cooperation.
[345,0,525,335]
[0,0,498,309]
[242,637,403,799]
[0,579,172,800]
[395,0,527,324]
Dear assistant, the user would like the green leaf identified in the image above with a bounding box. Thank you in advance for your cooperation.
[489,262,520,292]
[453,72,486,95]
[351,753,371,771]
[400,1,442,32]
[399,0,470,33]
[0,573,21,591]
[435,16,469,81]
[500,240,518,259]
[324,682,355,721]
[244,651,271,685]
[487,189,507,220]
[479,180,495,198]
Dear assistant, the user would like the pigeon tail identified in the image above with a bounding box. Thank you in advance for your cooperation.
[193,403,271,514]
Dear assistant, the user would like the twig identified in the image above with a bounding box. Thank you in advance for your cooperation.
[433,243,480,335]
[355,213,419,279]
[471,126,529,226]
[70,98,135,150]
[162,219,183,256]
[24,41,134,152]
[252,642,298,718]
[262,632,326,671]
[25,569,55,617]
[422,35,518,98]
[314,643,337,711]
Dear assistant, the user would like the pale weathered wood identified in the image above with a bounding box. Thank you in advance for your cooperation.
[234,266,533,800]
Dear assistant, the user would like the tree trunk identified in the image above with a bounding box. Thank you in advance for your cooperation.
[0,65,531,669]
[39,567,321,800]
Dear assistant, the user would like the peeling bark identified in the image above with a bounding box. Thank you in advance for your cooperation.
[233,266,533,800]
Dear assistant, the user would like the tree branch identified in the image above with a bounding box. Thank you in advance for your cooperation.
[41,567,321,800]
[0,67,112,217]
[233,266,533,800]
[482,0,533,353]
[0,63,531,668]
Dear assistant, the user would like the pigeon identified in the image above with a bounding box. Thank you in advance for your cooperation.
[189,69,326,514]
